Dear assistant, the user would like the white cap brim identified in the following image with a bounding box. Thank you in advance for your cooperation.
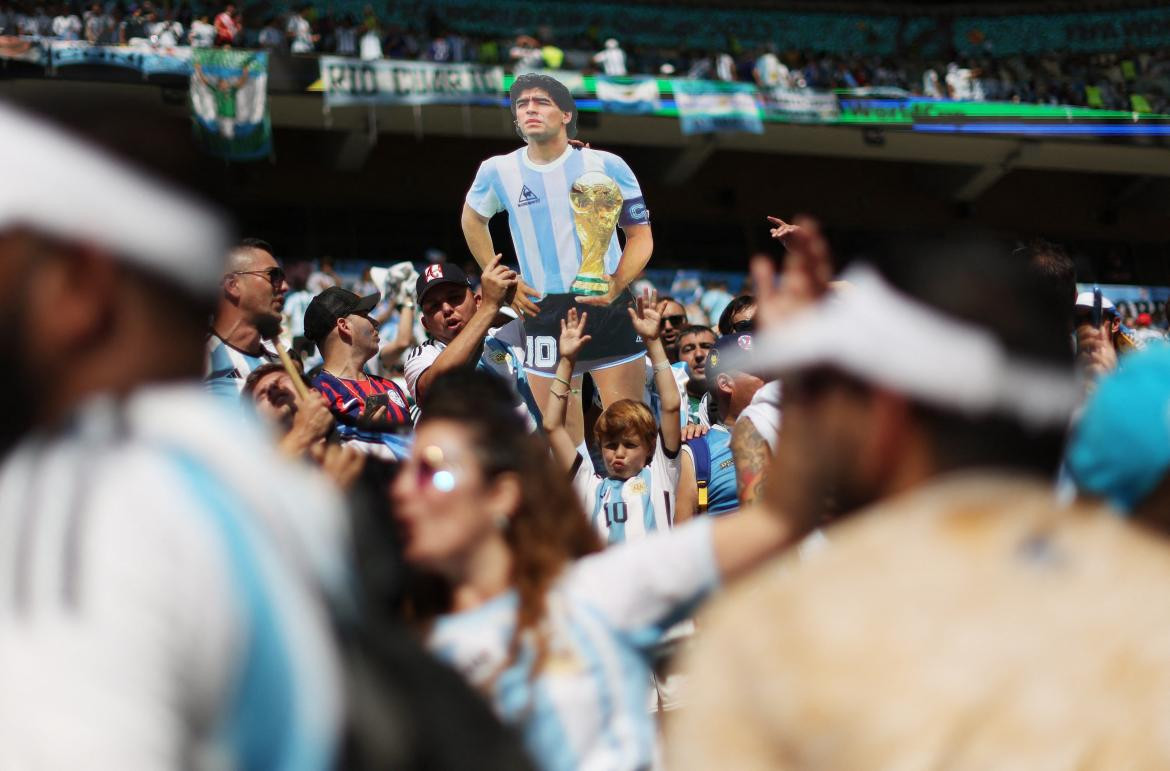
[733,265,1078,429]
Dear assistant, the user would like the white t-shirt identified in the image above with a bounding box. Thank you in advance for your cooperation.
[0,385,346,767]
[287,15,313,53]
[52,13,81,39]
[736,379,780,453]
[189,19,215,47]
[150,20,182,47]
[754,53,787,88]
[572,437,681,545]
[360,29,382,61]
[716,52,736,82]
[593,46,626,76]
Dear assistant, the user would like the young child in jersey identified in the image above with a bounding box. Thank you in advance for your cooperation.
[544,289,682,544]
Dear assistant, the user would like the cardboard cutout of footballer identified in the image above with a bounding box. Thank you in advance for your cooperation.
[461,73,654,428]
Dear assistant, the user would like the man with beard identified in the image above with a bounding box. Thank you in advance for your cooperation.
[658,295,688,363]
[0,96,348,767]
[669,232,1170,768]
[205,237,288,399]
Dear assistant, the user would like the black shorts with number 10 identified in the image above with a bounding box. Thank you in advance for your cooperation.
[520,288,645,377]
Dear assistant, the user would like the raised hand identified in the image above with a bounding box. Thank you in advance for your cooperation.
[480,253,519,311]
[753,215,834,331]
[558,308,592,362]
[627,286,662,342]
[290,390,334,443]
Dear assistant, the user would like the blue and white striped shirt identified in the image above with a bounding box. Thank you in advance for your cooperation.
[428,519,719,771]
[465,146,649,296]
[204,332,278,401]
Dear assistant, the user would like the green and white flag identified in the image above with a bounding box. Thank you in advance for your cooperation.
[190,49,271,161]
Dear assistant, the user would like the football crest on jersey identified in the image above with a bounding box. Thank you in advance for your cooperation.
[627,478,647,494]
[517,184,541,207]
[389,390,407,409]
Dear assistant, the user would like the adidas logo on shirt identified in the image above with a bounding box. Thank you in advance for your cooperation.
[517,185,540,207]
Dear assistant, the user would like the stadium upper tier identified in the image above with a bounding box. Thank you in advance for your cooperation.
[364,1,1167,57]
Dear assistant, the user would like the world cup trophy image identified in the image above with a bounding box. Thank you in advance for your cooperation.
[569,171,624,297]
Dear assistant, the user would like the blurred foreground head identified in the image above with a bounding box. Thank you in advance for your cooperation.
[749,237,1074,527]
[0,93,229,452]
[1067,344,1170,525]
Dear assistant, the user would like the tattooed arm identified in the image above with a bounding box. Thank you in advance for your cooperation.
[731,418,771,508]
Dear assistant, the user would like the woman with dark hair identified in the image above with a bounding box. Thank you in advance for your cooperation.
[391,369,791,771]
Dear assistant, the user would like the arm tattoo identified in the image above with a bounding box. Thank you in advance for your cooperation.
[731,418,771,507]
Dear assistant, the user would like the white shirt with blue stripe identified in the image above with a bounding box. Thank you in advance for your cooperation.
[465,145,650,297]
[204,332,278,401]
[0,385,347,768]
[572,438,680,545]
[428,518,720,771]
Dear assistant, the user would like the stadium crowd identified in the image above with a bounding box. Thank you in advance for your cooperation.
[3,0,1170,112]
[5,64,1170,771]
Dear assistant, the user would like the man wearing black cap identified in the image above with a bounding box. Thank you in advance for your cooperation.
[403,255,518,403]
[306,286,413,458]
[460,72,654,444]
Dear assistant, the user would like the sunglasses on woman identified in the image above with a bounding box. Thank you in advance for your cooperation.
[416,445,459,492]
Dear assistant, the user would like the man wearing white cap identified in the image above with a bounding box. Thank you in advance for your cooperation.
[669,230,1170,769]
[0,96,347,768]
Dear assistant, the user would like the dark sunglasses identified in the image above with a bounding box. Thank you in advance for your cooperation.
[660,314,686,328]
[731,318,756,333]
[231,266,286,288]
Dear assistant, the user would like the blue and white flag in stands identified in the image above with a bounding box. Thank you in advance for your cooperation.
[596,76,661,114]
[673,79,763,135]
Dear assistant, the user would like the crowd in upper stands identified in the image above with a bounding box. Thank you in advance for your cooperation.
[3,0,1169,112]
[10,55,1170,770]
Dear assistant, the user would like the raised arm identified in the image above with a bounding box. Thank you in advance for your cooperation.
[379,304,415,369]
[543,309,591,472]
[629,288,680,454]
[414,255,515,401]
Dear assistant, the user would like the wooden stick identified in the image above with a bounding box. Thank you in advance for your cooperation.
[272,337,311,400]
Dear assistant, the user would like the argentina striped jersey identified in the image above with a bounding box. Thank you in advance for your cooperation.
[0,385,347,768]
[204,332,278,400]
[465,146,649,296]
[428,518,719,771]
[571,437,680,545]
